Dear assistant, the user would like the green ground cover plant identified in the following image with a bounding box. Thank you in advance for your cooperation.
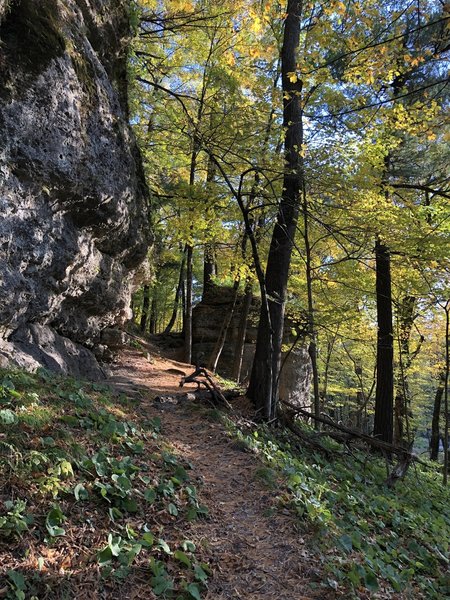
[0,368,209,599]
[225,416,449,598]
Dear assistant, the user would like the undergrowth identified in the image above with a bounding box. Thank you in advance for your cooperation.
[224,416,449,599]
[0,368,209,599]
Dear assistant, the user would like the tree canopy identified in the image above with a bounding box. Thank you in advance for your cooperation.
[130,0,449,465]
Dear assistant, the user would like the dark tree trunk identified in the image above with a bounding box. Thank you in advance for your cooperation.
[430,373,445,461]
[164,250,186,334]
[322,332,338,405]
[444,301,449,484]
[140,284,150,333]
[149,294,157,334]
[184,244,193,364]
[247,0,303,419]
[373,239,394,444]
[203,157,216,299]
[302,189,320,424]
[394,295,416,445]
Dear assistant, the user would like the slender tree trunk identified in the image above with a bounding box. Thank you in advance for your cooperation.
[203,244,215,299]
[430,373,445,461]
[394,295,416,444]
[207,283,240,372]
[164,250,186,334]
[184,244,193,364]
[322,331,337,404]
[302,187,320,424]
[184,128,199,363]
[149,294,157,334]
[247,0,303,420]
[443,301,449,484]
[140,285,150,333]
[373,239,394,444]
[232,285,253,382]
[203,158,216,299]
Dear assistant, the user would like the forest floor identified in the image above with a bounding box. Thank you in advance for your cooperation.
[105,339,333,600]
[1,338,447,599]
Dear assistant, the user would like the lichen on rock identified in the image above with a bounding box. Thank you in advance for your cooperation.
[0,0,151,378]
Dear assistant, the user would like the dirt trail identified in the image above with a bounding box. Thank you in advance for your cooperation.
[106,344,330,600]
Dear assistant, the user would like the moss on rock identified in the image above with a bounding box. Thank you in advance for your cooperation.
[0,0,66,93]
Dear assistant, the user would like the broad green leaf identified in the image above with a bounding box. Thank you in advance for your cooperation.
[186,583,202,600]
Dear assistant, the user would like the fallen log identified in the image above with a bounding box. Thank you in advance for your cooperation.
[278,400,433,486]
[279,412,334,458]
[279,399,430,468]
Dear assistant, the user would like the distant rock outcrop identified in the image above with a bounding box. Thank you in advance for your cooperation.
[192,285,312,406]
[192,286,259,380]
[0,0,150,378]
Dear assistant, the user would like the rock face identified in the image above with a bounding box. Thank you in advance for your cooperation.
[0,0,150,377]
[192,286,312,406]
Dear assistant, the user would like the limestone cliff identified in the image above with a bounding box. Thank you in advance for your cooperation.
[0,0,151,377]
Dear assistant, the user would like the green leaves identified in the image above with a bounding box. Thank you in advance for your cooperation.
[7,570,27,600]
[225,417,450,598]
[186,583,202,600]
[0,365,211,598]
[45,506,66,537]
[0,500,32,538]
[97,534,142,570]
[0,408,17,425]
[74,483,89,501]
[174,549,191,568]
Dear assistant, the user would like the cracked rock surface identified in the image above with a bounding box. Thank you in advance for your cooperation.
[0,0,150,377]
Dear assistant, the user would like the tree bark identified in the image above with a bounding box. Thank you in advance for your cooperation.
[373,239,394,444]
[140,284,150,333]
[247,0,303,420]
[443,301,449,484]
[232,285,253,382]
[149,294,157,334]
[203,158,216,299]
[302,187,320,424]
[203,244,215,299]
[430,372,445,461]
[164,250,186,334]
[394,295,416,444]
[184,243,193,364]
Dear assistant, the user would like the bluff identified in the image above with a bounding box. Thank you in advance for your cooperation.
[0,0,150,378]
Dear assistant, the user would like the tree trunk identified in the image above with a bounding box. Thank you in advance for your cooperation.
[149,294,157,334]
[184,244,193,364]
[203,244,215,299]
[394,295,416,445]
[373,239,394,444]
[164,250,186,334]
[247,0,303,420]
[443,301,449,484]
[302,187,320,424]
[207,283,239,372]
[203,157,216,299]
[140,284,150,333]
[232,285,253,382]
[322,331,338,405]
[430,373,445,461]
